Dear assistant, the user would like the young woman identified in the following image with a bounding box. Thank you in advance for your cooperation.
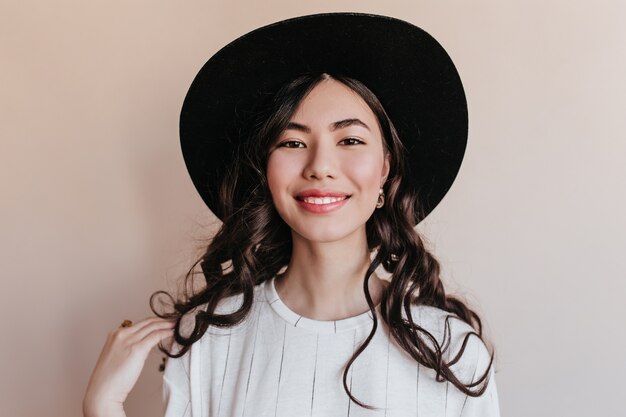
[84,13,500,417]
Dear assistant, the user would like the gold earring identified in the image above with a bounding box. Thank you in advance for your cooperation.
[376,188,385,208]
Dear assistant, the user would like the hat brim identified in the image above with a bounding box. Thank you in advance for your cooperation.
[180,12,468,224]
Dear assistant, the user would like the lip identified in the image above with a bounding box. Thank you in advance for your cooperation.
[295,188,351,198]
[295,195,351,214]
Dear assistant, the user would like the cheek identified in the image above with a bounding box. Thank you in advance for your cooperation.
[266,153,297,199]
[344,153,384,189]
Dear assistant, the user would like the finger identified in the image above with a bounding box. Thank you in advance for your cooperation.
[128,319,176,344]
[136,328,176,354]
[106,318,166,349]
[116,316,170,336]
[132,316,169,330]
[138,315,176,325]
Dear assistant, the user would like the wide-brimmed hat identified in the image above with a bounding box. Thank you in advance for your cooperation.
[180,12,468,225]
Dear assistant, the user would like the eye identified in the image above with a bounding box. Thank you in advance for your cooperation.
[277,140,305,148]
[341,137,365,145]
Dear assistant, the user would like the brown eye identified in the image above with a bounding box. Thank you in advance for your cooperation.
[278,140,305,148]
[341,137,365,145]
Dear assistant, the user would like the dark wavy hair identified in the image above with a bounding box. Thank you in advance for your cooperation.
[151,72,494,411]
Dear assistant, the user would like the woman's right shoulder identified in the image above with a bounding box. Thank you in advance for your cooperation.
[212,279,268,315]
[177,280,267,340]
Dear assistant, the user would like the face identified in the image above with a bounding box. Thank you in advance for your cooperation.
[266,78,390,243]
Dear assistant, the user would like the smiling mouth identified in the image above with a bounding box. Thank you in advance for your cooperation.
[295,195,351,204]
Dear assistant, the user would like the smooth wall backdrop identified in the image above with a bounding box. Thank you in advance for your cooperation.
[2,1,625,416]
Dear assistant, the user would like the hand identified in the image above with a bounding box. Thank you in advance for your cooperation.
[83,317,176,417]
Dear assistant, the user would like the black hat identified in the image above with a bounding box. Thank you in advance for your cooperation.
[180,12,468,225]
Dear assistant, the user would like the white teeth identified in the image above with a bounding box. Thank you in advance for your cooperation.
[301,196,348,204]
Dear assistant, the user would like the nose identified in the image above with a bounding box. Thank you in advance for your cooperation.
[302,139,337,180]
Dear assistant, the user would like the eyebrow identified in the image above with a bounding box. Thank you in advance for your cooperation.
[284,118,371,134]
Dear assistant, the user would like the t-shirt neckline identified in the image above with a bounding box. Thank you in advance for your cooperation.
[264,275,379,334]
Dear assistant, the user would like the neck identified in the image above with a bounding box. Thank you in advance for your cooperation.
[274,229,389,321]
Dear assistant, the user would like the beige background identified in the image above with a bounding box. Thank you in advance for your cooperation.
[2,0,625,416]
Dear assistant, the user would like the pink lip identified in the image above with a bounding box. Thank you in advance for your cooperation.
[296,188,351,198]
[295,195,351,214]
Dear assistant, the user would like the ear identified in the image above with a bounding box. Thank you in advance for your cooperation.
[381,152,391,187]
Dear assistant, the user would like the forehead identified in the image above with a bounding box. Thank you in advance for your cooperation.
[289,79,377,126]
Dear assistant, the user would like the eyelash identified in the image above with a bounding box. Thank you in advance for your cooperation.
[277,137,365,148]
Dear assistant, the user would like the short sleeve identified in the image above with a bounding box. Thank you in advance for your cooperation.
[419,306,500,417]
[450,326,500,417]
[162,345,192,417]
[459,365,500,416]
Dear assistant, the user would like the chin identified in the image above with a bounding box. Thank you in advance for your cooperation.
[291,222,364,244]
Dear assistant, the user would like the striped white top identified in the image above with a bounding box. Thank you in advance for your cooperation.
[162,276,500,417]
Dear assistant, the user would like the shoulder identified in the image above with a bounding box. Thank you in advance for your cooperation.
[407,304,476,342]
[407,304,494,383]
[212,279,267,315]
[178,280,267,339]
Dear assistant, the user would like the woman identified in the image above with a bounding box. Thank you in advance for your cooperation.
[84,13,500,417]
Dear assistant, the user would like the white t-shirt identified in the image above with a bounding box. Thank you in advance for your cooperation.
[162,276,500,417]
